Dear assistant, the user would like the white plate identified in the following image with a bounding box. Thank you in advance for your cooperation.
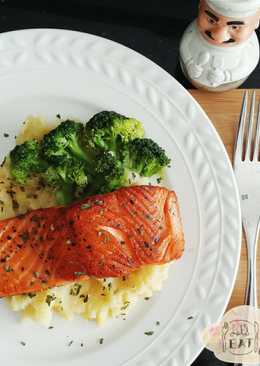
[0,29,241,366]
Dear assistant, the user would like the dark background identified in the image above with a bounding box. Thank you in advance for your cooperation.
[0,0,257,364]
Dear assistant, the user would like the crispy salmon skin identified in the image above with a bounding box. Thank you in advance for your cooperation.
[0,185,184,297]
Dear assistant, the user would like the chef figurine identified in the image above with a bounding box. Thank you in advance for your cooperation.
[180,0,260,91]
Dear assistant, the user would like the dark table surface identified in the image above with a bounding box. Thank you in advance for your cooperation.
[1,1,258,365]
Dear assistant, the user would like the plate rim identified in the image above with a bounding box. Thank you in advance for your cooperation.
[0,28,242,366]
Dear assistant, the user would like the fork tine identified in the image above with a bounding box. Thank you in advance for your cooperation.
[234,90,248,163]
[253,99,260,161]
[245,91,256,160]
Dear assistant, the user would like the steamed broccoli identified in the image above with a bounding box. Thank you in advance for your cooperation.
[66,159,89,187]
[84,111,144,153]
[89,138,171,194]
[9,112,171,206]
[41,120,89,164]
[93,151,126,193]
[10,140,47,184]
[127,138,171,177]
[43,159,89,204]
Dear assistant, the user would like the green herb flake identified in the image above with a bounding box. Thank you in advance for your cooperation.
[121,301,130,311]
[4,265,13,273]
[28,292,36,299]
[45,294,56,306]
[97,230,104,237]
[20,341,26,346]
[68,340,73,347]
[3,133,9,138]
[70,283,82,296]
[144,297,150,301]
[0,157,6,167]
[99,338,104,345]
[94,199,104,206]
[20,231,29,242]
[74,271,86,277]
[79,294,89,303]
[156,321,160,326]
[81,203,92,210]
[48,326,54,329]
[144,331,154,336]
[187,316,194,320]
[33,271,40,278]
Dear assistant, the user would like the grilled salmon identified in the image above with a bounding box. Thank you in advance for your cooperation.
[0,185,184,297]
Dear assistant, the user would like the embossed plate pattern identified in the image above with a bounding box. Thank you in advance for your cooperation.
[0,29,241,366]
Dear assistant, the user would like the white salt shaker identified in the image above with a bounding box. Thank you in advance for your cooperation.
[180,0,260,91]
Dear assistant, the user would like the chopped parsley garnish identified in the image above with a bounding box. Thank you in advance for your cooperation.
[156,321,160,326]
[94,199,104,206]
[20,231,29,242]
[74,271,86,277]
[144,297,150,301]
[187,316,194,320]
[4,266,13,272]
[48,326,54,329]
[144,331,154,336]
[0,157,6,167]
[68,340,73,347]
[81,203,92,210]
[3,133,9,138]
[79,294,89,303]
[45,294,56,306]
[121,301,130,310]
[20,341,26,346]
[99,338,104,345]
[70,283,82,296]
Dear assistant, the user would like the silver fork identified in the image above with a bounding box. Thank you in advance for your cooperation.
[233,90,260,366]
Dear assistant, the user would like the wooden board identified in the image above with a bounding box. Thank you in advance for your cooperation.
[189,89,260,310]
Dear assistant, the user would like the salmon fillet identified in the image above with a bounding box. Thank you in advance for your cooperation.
[0,185,184,297]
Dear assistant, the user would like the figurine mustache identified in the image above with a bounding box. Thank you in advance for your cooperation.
[205,30,236,43]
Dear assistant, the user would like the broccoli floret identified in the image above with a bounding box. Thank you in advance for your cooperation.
[42,159,89,204]
[84,111,144,153]
[93,151,126,193]
[10,140,47,184]
[41,120,89,164]
[66,160,88,187]
[9,112,171,206]
[127,138,171,177]
[55,184,74,206]
[43,166,62,186]
[43,165,73,205]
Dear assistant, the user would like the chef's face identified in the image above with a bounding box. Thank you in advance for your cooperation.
[197,0,260,47]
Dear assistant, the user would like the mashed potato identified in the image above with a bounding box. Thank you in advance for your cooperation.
[0,116,169,326]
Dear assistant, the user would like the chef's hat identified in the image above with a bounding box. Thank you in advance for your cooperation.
[206,0,260,18]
